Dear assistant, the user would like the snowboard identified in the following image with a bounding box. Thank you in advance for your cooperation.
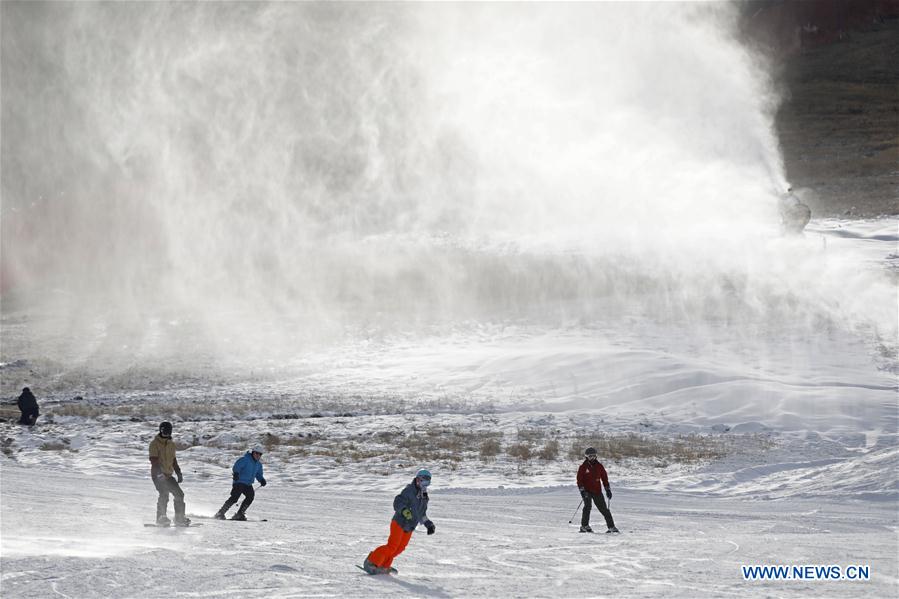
[356,564,397,575]
[192,515,268,522]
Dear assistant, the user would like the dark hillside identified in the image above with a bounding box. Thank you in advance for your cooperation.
[776,18,898,216]
[744,1,898,217]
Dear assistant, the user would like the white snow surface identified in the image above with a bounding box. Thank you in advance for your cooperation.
[1,460,897,599]
[1,218,897,597]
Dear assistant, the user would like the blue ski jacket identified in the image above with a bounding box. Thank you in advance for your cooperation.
[232,452,265,486]
[392,479,431,532]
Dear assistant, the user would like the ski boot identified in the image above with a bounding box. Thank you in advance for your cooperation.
[174,517,192,527]
[579,525,593,533]
[213,509,227,520]
[230,511,247,521]
[362,558,383,575]
[606,526,620,534]
[156,515,171,527]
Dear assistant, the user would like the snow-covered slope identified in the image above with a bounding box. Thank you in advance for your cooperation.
[1,460,896,598]
[1,218,896,597]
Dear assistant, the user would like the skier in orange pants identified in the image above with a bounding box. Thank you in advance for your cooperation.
[363,469,435,575]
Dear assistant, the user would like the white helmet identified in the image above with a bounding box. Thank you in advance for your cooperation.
[250,445,264,455]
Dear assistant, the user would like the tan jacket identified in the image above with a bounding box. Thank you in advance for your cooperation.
[149,434,181,477]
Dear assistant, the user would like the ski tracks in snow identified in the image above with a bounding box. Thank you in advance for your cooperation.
[1,463,896,598]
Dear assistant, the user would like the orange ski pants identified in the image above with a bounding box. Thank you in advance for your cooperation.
[367,520,413,568]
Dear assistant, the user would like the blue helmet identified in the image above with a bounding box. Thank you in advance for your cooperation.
[416,469,432,480]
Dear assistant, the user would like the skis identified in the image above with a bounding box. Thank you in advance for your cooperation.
[211,517,268,522]
[144,522,203,527]
[577,528,621,534]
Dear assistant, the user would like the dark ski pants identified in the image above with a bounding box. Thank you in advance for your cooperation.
[18,413,38,426]
[219,483,255,515]
[153,475,186,521]
[582,491,615,529]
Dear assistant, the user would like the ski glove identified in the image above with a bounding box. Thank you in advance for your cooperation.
[579,488,588,500]
[605,488,612,500]
[425,520,436,535]
[259,479,267,487]
[176,471,183,484]
[401,508,413,521]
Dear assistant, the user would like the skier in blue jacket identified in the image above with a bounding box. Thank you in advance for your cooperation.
[214,445,267,521]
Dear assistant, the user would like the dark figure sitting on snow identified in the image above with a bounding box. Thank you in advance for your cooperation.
[577,447,619,533]
[214,445,267,521]
[16,387,39,426]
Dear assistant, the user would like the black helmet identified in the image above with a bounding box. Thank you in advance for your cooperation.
[584,447,597,457]
[159,421,173,437]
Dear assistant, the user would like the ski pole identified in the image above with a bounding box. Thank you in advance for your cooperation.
[568,498,584,524]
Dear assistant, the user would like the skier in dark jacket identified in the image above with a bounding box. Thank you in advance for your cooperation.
[214,445,267,521]
[577,447,619,533]
[16,387,39,426]
[363,469,436,575]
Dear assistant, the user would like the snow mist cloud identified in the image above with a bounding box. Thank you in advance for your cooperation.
[1,2,891,372]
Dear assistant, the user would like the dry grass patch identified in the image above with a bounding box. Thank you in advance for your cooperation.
[39,440,70,451]
[398,428,502,461]
[479,437,502,461]
[1,437,14,457]
[507,443,532,461]
[0,406,20,421]
[51,399,266,420]
[538,439,560,461]
[568,433,730,463]
[515,428,547,444]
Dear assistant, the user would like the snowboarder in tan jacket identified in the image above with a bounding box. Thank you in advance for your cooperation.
[149,421,190,526]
